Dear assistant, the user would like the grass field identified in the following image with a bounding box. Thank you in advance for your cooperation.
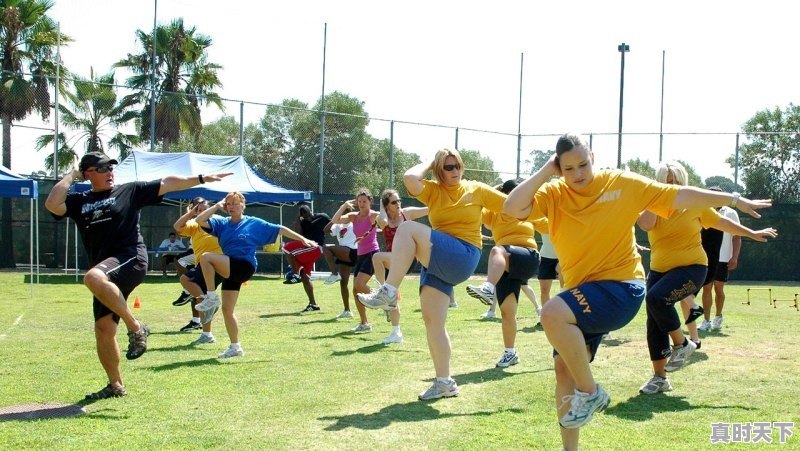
[0,271,798,450]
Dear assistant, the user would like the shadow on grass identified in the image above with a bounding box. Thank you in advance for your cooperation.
[520,323,544,334]
[455,366,552,386]
[700,330,728,339]
[299,317,341,325]
[307,329,368,340]
[601,336,632,347]
[146,343,198,353]
[258,311,301,319]
[146,357,224,371]
[320,401,522,431]
[605,392,755,422]
[331,343,390,356]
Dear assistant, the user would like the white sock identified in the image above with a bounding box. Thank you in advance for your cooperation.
[505,347,516,354]
[484,282,495,292]
[383,284,398,297]
[183,289,190,295]
[202,331,213,337]
[435,376,451,383]
[192,317,201,323]
[207,290,217,298]
[230,342,241,349]
[392,326,400,334]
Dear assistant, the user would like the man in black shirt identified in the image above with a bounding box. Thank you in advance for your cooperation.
[45,151,231,399]
[287,204,330,312]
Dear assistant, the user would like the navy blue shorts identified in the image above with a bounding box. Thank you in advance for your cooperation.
[496,246,540,306]
[221,257,255,291]
[92,251,147,322]
[185,265,224,293]
[354,251,377,277]
[538,256,559,280]
[553,280,646,361]
[419,230,480,297]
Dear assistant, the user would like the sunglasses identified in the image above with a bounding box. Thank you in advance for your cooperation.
[86,165,115,174]
[389,200,401,205]
[443,164,461,172]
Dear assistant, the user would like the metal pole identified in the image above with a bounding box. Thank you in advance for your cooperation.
[454,128,459,150]
[659,50,665,162]
[239,101,244,156]
[617,43,630,169]
[150,0,158,152]
[389,120,395,188]
[734,133,740,186]
[54,23,61,178]
[318,23,327,194]
[589,134,593,150]
[516,52,524,180]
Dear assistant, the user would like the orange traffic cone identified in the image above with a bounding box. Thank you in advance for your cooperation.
[133,296,141,309]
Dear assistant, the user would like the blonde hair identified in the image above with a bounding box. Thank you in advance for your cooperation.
[224,191,246,207]
[431,148,464,184]
[655,161,688,186]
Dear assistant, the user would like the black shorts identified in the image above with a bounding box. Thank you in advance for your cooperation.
[715,262,730,282]
[221,257,256,291]
[496,246,540,306]
[335,248,358,267]
[538,256,559,280]
[185,266,224,293]
[92,252,148,322]
[354,251,377,277]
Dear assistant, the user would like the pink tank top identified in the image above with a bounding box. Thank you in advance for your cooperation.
[353,213,379,255]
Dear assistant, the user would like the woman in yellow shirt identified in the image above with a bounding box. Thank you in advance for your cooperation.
[358,148,506,400]
[505,134,771,451]
[637,162,776,395]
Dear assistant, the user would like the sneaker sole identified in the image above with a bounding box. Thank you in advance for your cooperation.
[418,389,459,401]
[201,306,219,325]
[496,358,520,368]
[559,397,610,429]
[465,286,494,305]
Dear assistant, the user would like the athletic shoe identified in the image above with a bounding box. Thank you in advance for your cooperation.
[665,339,698,372]
[179,319,202,332]
[192,334,216,345]
[466,284,495,305]
[685,306,704,325]
[172,291,193,307]
[711,315,724,330]
[302,303,321,312]
[691,339,702,350]
[639,375,673,395]
[496,351,520,368]
[195,292,220,312]
[351,323,372,333]
[698,319,712,332]
[559,384,611,429]
[383,331,404,344]
[449,299,458,308]
[218,345,244,359]
[536,307,543,318]
[357,286,398,311]
[283,274,302,284]
[125,322,150,360]
[480,309,497,319]
[336,310,354,319]
[201,305,219,325]
[418,379,459,400]
[324,274,342,285]
[85,384,127,400]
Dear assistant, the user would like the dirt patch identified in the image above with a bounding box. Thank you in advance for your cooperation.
[0,403,86,421]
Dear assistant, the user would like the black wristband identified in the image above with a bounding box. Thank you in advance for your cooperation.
[198,174,205,184]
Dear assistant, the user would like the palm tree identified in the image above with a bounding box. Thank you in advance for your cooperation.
[0,0,68,267]
[35,68,139,175]
[114,18,223,152]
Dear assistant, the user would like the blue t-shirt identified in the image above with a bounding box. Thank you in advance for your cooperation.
[207,215,280,270]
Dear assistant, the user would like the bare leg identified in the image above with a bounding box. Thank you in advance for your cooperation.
[556,351,591,451]
[180,274,212,332]
[540,279,554,305]
[701,283,713,321]
[385,222,432,288]
[84,269,140,333]
[540,296,596,393]
[486,246,509,285]
[95,314,123,388]
[713,281,726,317]
[420,285,451,378]
[498,295,519,348]
[520,284,541,311]
[679,296,699,342]
[322,245,338,276]
[353,272,372,324]
[301,270,316,305]
[198,253,230,293]
[372,252,391,285]
[220,290,240,343]
[338,265,352,312]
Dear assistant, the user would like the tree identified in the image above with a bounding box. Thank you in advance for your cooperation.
[0,0,69,267]
[675,159,704,187]
[704,175,743,193]
[115,18,223,152]
[625,157,655,179]
[727,104,800,202]
[174,115,244,155]
[524,149,552,175]
[460,148,500,186]
[35,68,139,175]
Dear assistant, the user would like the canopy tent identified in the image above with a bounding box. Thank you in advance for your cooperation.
[75,150,312,204]
[0,165,39,285]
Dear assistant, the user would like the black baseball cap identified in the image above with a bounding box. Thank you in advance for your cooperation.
[80,152,118,172]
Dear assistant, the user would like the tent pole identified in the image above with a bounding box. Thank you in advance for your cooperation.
[64,218,69,271]
[29,199,33,296]
[35,199,39,284]
[74,222,78,282]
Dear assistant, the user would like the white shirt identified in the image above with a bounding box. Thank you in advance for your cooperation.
[330,223,357,249]
[718,206,740,262]
[538,232,558,260]
[158,238,186,252]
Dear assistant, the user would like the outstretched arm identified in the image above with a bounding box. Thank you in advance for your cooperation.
[158,172,232,196]
[673,187,771,219]
[713,216,777,242]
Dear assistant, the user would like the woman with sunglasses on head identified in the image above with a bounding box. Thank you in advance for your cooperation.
[503,134,772,451]
[371,189,429,344]
[636,161,776,395]
[358,149,507,400]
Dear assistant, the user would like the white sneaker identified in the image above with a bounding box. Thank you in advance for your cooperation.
[192,334,216,345]
[496,351,520,368]
[639,375,673,395]
[480,309,497,319]
[195,292,220,312]
[698,319,712,332]
[336,310,354,319]
[218,345,244,359]
[418,379,459,400]
[711,315,723,330]
[351,323,372,333]
[559,384,611,429]
[357,286,398,310]
[466,284,495,305]
[383,331,404,344]
[665,339,698,372]
[449,300,458,308]
[324,274,342,285]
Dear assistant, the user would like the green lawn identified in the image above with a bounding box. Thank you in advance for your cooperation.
[0,272,798,450]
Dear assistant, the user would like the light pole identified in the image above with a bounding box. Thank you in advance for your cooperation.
[617,42,630,169]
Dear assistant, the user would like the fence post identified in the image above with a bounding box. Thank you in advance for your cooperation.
[389,120,395,188]
[318,23,327,194]
[454,127,459,150]
[734,133,740,187]
[239,101,244,156]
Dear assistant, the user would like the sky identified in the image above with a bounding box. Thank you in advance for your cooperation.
[7,0,800,183]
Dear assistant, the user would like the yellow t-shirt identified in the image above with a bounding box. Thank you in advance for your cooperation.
[176,219,223,265]
[647,207,722,272]
[529,169,680,288]
[416,179,506,248]
[482,209,537,248]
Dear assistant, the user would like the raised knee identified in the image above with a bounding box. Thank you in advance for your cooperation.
[83,269,106,289]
